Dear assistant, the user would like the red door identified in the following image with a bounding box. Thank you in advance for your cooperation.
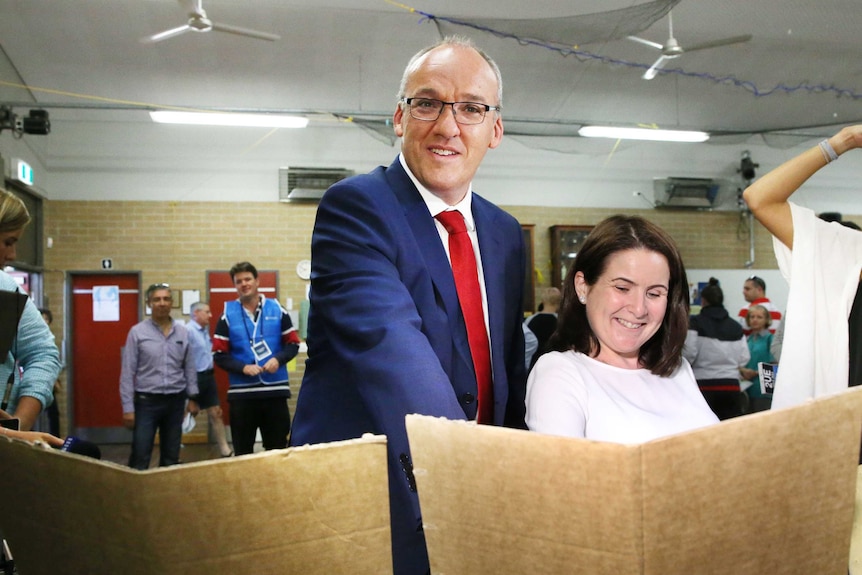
[206,270,279,423]
[69,272,140,441]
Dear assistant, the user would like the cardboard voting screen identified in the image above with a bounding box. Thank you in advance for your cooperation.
[0,435,392,575]
[407,387,862,575]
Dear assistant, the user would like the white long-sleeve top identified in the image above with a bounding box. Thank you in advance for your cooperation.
[526,350,719,444]
[771,202,862,408]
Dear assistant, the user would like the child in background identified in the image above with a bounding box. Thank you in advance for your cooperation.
[740,305,774,412]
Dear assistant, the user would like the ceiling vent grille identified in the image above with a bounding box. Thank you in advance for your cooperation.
[653,177,720,209]
[278,167,353,202]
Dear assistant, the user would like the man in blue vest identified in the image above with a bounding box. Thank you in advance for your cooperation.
[213,262,300,455]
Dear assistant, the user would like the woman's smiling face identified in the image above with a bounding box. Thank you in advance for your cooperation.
[575,248,670,370]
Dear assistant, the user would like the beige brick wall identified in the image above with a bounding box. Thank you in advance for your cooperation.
[507,205,777,294]
[41,200,782,438]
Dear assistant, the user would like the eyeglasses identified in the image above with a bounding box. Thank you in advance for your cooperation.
[400,97,500,125]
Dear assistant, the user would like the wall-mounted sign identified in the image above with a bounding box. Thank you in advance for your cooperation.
[101,259,113,270]
[13,158,33,186]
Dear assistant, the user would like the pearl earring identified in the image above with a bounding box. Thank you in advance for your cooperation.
[579,295,586,304]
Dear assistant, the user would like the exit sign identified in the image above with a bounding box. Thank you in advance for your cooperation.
[14,159,34,186]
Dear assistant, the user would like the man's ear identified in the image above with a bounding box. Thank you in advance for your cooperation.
[393,104,405,138]
[488,114,503,149]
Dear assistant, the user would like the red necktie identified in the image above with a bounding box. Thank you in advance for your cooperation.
[435,210,493,424]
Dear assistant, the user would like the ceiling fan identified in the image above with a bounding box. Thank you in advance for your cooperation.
[141,0,280,44]
[626,11,751,80]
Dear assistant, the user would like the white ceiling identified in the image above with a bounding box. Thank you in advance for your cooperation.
[1,0,861,202]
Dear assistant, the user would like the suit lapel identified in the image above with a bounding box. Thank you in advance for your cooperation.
[473,198,507,381]
[386,161,463,323]
[385,160,476,376]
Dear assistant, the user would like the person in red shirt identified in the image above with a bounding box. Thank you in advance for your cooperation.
[737,275,782,335]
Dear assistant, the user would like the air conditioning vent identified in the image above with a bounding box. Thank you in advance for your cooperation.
[278,167,353,202]
[653,177,720,209]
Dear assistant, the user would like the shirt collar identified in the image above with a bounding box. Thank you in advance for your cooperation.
[241,294,265,316]
[149,318,175,331]
[399,153,476,232]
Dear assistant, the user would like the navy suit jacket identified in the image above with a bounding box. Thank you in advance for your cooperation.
[290,158,526,574]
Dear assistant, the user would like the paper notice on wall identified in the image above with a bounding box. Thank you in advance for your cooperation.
[93,285,120,322]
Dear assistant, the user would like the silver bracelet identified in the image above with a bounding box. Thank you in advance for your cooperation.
[819,139,838,164]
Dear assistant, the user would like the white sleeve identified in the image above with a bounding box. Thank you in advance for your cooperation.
[737,337,751,367]
[682,330,699,364]
[525,352,587,438]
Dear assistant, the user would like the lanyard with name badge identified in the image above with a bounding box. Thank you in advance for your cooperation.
[241,300,272,362]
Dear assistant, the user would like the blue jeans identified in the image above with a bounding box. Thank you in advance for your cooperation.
[129,392,185,470]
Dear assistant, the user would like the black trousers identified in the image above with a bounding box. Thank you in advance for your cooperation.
[697,379,748,421]
[227,395,290,455]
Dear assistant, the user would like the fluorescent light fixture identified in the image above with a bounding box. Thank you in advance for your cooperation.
[149,111,308,128]
[578,125,709,143]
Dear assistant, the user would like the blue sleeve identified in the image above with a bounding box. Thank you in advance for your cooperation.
[119,326,139,413]
[310,182,466,421]
[7,296,61,412]
[179,326,199,398]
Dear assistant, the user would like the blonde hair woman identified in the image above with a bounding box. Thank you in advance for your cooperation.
[0,188,31,265]
[0,188,61,433]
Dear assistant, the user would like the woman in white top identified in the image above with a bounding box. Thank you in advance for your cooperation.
[526,215,719,444]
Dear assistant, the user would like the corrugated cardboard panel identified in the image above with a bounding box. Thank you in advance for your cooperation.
[850,467,862,574]
[406,418,644,575]
[0,435,392,575]
[640,388,862,575]
[407,387,862,575]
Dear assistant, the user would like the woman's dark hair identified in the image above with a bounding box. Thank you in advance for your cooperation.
[699,277,723,307]
[548,215,690,377]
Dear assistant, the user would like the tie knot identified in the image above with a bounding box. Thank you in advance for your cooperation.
[435,210,468,234]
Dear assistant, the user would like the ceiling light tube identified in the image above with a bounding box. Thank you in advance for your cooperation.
[578,125,709,143]
[149,111,308,128]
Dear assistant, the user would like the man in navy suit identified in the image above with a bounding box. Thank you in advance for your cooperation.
[290,36,527,575]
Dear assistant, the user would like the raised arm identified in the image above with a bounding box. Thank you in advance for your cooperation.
[742,125,862,248]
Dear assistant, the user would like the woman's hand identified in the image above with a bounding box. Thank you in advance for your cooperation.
[0,427,64,447]
[739,367,758,381]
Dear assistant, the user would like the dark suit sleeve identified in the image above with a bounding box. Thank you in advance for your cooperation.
[309,182,467,427]
[502,222,528,429]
